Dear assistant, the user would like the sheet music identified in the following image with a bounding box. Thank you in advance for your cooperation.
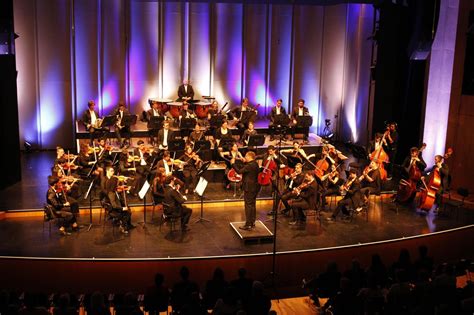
[138,180,150,200]
[194,177,208,197]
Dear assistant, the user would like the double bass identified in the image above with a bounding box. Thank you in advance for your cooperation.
[396,143,426,203]
[418,147,454,211]
[369,132,389,181]
[418,167,441,211]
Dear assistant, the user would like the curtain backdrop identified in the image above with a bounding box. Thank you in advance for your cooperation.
[14,0,374,149]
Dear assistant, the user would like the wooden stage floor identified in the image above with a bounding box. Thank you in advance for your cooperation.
[0,151,473,261]
[1,198,473,260]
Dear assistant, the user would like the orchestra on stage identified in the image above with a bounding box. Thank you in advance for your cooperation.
[46,82,453,236]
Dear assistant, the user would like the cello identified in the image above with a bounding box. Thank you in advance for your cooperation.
[257,155,277,186]
[396,143,426,203]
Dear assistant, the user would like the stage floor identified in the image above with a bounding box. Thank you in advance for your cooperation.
[1,150,473,261]
[0,199,473,259]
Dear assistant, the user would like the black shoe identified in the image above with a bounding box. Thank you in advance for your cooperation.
[182,225,191,232]
[280,209,289,216]
[267,210,275,216]
[289,220,298,225]
[239,225,252,231]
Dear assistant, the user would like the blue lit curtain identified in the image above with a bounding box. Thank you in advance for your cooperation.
[14,0,373,149]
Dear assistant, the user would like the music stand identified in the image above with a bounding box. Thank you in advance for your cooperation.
[84,178,97,231]
[138,180,151,228]
[194,161,212,223]
[296,116,313,128]
[194,140,211,151]
[148,116,164,130]
[168,139,185,152]
[209,114,225,129]
[101,115,117,128]
[274,114,290,126]
[285,155,303,169]
[248,134,265,150]
[180,117,197,129]
[121,114,137,127]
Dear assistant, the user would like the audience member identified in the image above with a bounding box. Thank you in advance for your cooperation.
[203,267,229,310]
[246,281,271,315]
[170,266,199,313]
[144,273,169,315]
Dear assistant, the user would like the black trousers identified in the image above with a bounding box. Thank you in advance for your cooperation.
[244,190,258,226]
[332,197,353,218]
[182,169,197,192]
[178,205,192,227]
[291,198,310,221]
[321,187,340,206]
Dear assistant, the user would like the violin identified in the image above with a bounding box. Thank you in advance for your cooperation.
[114,175,131,182]
[293,179,312,196]
[340,176,357,196]
[127,155,141,163]
[87,146,100,154]
[358,164,375,182]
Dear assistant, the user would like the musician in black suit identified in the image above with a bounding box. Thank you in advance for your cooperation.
[359,161,382,199]
[385,122,399,178]
[113,102,131,147]
[157,121,175,150]
[279,163,305,216]
[424,155,450,212]
[147,101,164,145]
[290,99,310,142]
[163,176,192,232]
[82,100,107,144]
[231,98,258,130]
[103,166,132,233]
[290,172,319,225]
[327,169,363,221]
[231,151,261,230]
[177,79,195,102]
[401,147,427,175]
[46,176,78,235]
[269,99,288,141]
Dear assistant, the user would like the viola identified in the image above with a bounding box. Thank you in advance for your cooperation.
[257,156,277,186]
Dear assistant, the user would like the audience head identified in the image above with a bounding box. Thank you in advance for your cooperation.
[179,266,190,280]
[154,273,165,287]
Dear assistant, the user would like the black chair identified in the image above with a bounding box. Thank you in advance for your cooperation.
[159,203,181,234]
[43,204,67,235]
[443,187,469,220]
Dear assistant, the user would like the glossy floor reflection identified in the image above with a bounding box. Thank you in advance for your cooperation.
[0,199,472,259]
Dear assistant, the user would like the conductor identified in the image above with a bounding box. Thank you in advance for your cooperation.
[231,151,260,230]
